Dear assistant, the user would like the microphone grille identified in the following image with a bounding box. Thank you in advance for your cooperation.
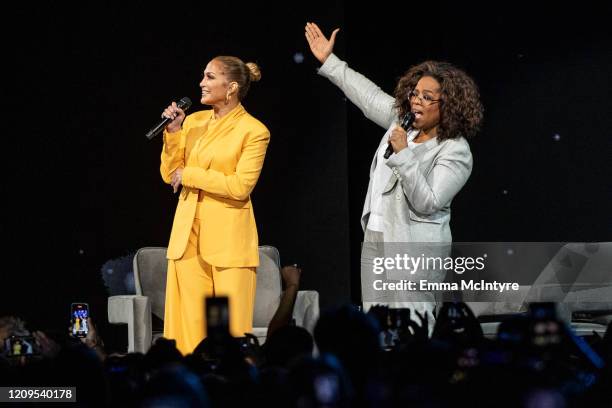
[401,111,415,129]
[178,97,192,111]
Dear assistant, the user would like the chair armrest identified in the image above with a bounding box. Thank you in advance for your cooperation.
[107,295,152,353]
[251,327,269,345]
[293,290,320,335]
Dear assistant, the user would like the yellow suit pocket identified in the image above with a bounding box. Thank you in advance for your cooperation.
[221,198,251,209]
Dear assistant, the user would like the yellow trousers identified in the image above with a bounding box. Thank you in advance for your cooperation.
[163,219,256,355]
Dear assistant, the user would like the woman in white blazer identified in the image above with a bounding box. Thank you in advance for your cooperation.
[305,22,484,330]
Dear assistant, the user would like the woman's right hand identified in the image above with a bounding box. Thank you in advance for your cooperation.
[305,22,340,65]
[162,101,186,133]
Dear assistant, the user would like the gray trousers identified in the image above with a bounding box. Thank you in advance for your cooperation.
[360,229,442,333]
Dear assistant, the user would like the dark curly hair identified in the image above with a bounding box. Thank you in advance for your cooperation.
[394,61,483,141]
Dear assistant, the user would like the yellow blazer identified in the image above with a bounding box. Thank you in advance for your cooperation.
[160,104,270,266]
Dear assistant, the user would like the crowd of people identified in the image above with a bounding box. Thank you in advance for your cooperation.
[2,297,611,407]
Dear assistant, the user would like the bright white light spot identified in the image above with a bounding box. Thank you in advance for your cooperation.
[293,52,304,64]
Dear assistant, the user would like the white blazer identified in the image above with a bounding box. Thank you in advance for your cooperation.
[318,53,473,244]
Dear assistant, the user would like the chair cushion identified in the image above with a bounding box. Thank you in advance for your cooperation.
[134,247,168,320]
[293,290,320,334]
[253,246,282,327]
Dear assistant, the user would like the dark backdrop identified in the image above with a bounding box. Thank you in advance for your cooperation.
[2,2,610,332]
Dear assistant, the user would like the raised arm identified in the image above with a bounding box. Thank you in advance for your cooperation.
[305,22,396,129]
[267,265,302,337]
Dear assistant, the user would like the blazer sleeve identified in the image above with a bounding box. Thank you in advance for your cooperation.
[159,116,191,184]
[386,139,473,215]
[317,53,396,129]
[181,127,270,201]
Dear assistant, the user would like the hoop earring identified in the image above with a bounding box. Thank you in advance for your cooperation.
[225,91,231,105]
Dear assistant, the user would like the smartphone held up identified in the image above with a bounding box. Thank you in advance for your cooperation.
[71,303,89,338]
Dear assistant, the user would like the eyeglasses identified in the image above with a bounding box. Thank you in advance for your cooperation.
[408,90,441,106]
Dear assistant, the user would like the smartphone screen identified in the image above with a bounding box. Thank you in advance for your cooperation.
[5,335,38,357]
[71,303,89,338]
[205,297,229,335]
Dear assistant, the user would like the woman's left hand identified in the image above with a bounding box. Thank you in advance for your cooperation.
[388,125,408,154]
[171,168,183,193]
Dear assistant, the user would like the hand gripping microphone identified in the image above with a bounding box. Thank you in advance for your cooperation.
[145,97,193,140]
[384,111,415,159]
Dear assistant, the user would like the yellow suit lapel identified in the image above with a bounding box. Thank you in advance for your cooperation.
[191,104,247,171]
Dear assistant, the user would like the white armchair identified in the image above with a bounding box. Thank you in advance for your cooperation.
[108,246,320,353]
[253,246,320,343]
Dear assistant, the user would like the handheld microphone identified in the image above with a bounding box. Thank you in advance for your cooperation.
[384,111,415,159]
[145,97,193,140]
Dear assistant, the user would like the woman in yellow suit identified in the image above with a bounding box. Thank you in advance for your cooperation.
[159,56,270,355]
